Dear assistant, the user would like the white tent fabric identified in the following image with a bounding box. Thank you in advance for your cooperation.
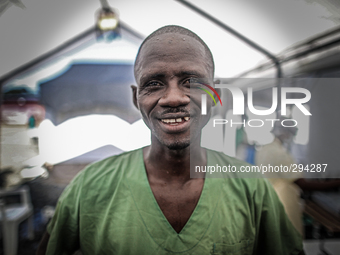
[1,0,340,78]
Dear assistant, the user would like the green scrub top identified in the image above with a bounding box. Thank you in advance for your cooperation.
[47,148,303,255]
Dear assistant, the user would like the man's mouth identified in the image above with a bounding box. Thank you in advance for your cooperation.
[160,117,190,125]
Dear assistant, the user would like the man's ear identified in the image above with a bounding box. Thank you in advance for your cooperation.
[131,85,139,109]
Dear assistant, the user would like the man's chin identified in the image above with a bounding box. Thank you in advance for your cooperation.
[158,138,191,150]
[166,142,190,150]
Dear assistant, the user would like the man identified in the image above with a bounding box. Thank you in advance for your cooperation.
[37,25,304,254]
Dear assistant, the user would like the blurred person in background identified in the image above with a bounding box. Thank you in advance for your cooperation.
[256,119,304,235]
[256,118,340,236]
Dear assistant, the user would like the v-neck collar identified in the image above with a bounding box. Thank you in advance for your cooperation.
[127,148,222,253]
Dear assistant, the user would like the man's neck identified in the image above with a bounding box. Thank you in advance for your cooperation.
[143,140,206,184]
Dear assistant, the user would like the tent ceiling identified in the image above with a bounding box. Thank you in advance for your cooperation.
[1,0,340,79]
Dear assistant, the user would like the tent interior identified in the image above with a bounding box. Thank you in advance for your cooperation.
[1,0,340,254]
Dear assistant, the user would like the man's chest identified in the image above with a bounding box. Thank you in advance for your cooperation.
[150,180,204,233]
[79,177,256,255]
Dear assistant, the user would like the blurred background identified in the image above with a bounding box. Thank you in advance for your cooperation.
[1,0,340,254]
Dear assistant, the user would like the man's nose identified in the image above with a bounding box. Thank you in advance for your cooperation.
[158,83,190,107]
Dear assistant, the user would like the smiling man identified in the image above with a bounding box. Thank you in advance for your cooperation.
[38,26,304,255]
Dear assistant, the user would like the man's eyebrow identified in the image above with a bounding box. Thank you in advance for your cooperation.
[139,71,205,85]
[174,71,203,77]
[139,73,166,84]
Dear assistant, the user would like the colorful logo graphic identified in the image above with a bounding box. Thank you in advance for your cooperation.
[200,83,312,116]
[198,83,222,115]
[199,83,223,106]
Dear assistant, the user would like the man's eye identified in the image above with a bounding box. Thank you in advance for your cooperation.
[183,79,191,86]
[146,81,162,87]
[186,78,203,88]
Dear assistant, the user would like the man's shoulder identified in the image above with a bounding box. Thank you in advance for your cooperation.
[87,148,142,169]
[76,148,143,184]
[207,149,251,167]
[206,149,261,178]
[206,149,275,195]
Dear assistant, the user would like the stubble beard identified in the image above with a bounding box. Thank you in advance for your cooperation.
[164,139,190,150]
[153,132,191,151]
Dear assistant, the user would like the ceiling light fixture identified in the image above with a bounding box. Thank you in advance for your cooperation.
[96,0,120,41]
[97,7,119,31]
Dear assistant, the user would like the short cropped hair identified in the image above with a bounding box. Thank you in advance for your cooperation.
[134,25,215,79]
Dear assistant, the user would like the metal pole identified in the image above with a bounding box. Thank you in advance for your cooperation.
[99,0,110,9]
[176,0,282,110]
[176,0,282,78]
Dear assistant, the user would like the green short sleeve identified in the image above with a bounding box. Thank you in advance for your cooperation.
[46,171,84,254]
[253,178,303,255]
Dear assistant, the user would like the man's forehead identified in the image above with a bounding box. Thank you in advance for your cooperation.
[146,32,196,42]
[143,33,204,55]
[135,33,208,75]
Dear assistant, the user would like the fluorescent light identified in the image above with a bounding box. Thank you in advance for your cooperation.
[98,18,118,30]
[96,8,119,31]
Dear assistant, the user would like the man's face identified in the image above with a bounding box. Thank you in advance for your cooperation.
[132,33,214,150]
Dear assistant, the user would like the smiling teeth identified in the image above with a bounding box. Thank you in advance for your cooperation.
[161,117,190,123]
